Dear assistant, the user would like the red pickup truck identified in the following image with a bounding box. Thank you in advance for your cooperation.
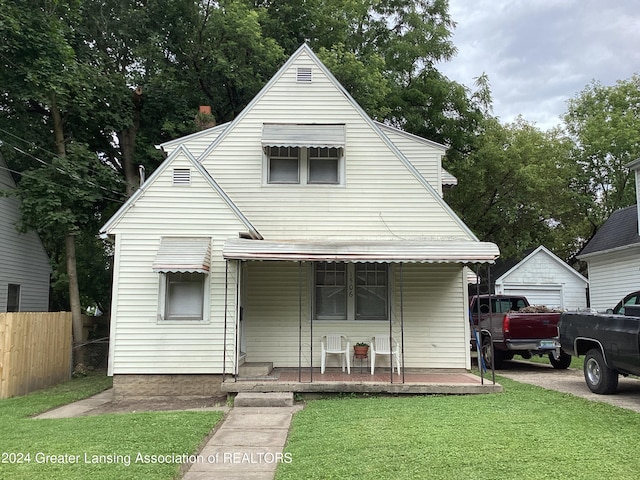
[470,294,571,369]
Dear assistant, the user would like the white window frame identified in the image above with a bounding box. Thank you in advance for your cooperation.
[313,262,389,321]
[264,147,344,186]
[157,272,210,323]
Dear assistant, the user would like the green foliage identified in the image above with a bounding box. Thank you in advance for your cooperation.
[277,379,640,479]
[564,75,640,231]
[445,116,584,260]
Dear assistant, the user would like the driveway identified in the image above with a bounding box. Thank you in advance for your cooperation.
[495,360,640,413]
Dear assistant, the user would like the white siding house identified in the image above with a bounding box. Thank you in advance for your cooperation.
[0,154,51,312]
[101,45,499,396]
[577,158,640,312]
[494,246,588,310]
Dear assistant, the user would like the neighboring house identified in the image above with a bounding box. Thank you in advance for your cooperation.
[0,154,51,312]
[100,44,499,397]
[493,246,588,310]
[577,158,640,311]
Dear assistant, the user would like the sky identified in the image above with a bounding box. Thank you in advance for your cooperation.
[438,1,640,130]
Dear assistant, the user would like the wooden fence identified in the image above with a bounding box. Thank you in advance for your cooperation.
[0,312,72,399]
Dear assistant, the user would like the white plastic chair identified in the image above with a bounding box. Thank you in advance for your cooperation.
[370,335,401,375]
[321,334,351,374]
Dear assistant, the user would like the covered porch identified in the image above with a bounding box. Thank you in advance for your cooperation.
[222,238,500,389]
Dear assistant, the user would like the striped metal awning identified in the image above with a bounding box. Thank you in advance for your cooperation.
[152,237,211,273]
[262,124,345,148]
[222,238,499,264]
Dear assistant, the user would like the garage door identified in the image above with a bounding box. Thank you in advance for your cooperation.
[503,286,563,308]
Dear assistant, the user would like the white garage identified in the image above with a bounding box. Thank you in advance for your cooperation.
[494,246,588,310]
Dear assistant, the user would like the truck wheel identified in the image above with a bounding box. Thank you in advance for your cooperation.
[549,351,572,369]
[481,336,504,369]
[583,349,618,394]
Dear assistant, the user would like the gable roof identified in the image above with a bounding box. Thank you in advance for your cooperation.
[100,144,261,238]
[193,43,480,241]
[577,205,640,259]
[496,245,588,284]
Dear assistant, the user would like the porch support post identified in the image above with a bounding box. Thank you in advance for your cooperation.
[223,260,229,382]
[400,262,405,383]
[235,259,241,377]
[475,263,483,385]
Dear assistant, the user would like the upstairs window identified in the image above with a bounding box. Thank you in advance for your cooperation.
[262,124,345,185]
[308,147,340,184]
[267,147,300,183]
[265,146,343,185]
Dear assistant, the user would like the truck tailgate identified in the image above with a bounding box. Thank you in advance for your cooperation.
[504,313,561,340]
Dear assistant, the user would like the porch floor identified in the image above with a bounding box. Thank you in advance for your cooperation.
[222,367,502,395]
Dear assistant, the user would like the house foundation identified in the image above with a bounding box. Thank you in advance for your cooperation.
[112,374,224,402]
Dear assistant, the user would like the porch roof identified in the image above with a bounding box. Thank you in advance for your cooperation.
[222,238,499,263]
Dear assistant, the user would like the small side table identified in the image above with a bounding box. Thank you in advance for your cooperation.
[353,352,369,373]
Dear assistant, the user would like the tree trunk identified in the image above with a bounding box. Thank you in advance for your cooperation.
[50,92,85,365]
[66,232,85,365]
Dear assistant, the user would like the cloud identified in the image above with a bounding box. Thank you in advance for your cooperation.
[440,0,640,129]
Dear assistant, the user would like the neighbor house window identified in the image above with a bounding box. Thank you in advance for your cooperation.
[7,284,20,312]
[161,272,206,321]
[314,262,389,321]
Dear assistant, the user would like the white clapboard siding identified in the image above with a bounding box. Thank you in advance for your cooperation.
[587,247,640,312]
[0,161,50,312]
[243,261,468,369]
[375,124,447,197]
[107,153,245,374]
[198,49,472,241]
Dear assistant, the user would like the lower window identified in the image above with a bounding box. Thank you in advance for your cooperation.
[7,284,20,312]
[314,262,388,320]
[161,272,206,321]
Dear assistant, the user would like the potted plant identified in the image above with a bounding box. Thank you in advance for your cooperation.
[354,342,369,358]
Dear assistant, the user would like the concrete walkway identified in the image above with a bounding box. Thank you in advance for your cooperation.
[33,389,114,419]
[182,405,302,480]
[32,389,301,480]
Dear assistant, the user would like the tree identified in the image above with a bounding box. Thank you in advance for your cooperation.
[445,116,581,260]
[0,0,123,357]
[564,75,640,236]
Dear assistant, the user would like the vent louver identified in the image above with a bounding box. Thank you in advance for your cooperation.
[297,67,312,83]
[173,168,191,185]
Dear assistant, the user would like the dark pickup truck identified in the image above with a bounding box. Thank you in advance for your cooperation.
[559,306,640,394]
[470,294,570,369]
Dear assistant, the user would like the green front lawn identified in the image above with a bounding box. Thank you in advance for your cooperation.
[0,372,223,480]
[277,377,640,479]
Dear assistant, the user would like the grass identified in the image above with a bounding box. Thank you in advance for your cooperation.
[0,372,223,480]
[276,377,640,480]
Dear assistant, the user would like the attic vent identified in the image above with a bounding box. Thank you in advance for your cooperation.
[297,67,312,83]
[173,168,191,185]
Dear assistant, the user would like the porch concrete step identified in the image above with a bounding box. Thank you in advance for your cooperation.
[234,392,294,407]
[238,362,273,377]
